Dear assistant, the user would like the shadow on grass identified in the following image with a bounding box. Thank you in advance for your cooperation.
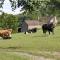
[0,46,21,50]
[0,37,12,40]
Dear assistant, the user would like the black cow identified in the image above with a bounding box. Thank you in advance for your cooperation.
[42,23,55,35]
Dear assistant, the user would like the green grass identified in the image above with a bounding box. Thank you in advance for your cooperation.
[0,52,29,60]
[0,26,60,52]
[0,26,60,60]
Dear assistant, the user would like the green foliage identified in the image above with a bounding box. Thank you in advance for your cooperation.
[12,0,60,16]
[0,13,18,32]
[0,0,4,8]
[0,0,60,16]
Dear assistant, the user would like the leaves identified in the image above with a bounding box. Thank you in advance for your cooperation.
[0,13,18,32]
[0,0,60,16]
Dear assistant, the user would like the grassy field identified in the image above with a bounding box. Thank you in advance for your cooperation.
[0,26,60,60]
[0,52,29,60]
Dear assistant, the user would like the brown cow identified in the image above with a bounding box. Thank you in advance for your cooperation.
[0,29,12,39]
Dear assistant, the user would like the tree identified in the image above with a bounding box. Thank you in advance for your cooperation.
[0,0,60,16]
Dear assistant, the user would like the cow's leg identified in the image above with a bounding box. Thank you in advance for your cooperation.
[43,29,46,34]
[49,31,50,35]
[50,28,54,34]
[52,29,54,34]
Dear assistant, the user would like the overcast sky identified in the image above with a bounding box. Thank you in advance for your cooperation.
[0,0,23,15]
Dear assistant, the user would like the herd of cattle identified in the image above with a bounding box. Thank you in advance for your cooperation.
[0,23,56,39]
[0,16,57,39]
[24,16,58,35]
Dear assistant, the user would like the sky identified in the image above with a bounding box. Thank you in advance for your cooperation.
[0,0,24,15]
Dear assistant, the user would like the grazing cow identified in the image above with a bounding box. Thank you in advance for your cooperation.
[42,23,54,34]
[0,29,12,39]
[42,16,58,35]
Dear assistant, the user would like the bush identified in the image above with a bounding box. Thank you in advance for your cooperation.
[0,13,18,32]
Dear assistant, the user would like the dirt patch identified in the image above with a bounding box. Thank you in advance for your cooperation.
[7,52,55,60]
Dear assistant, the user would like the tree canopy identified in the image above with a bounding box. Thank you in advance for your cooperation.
[0,0,60,16]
